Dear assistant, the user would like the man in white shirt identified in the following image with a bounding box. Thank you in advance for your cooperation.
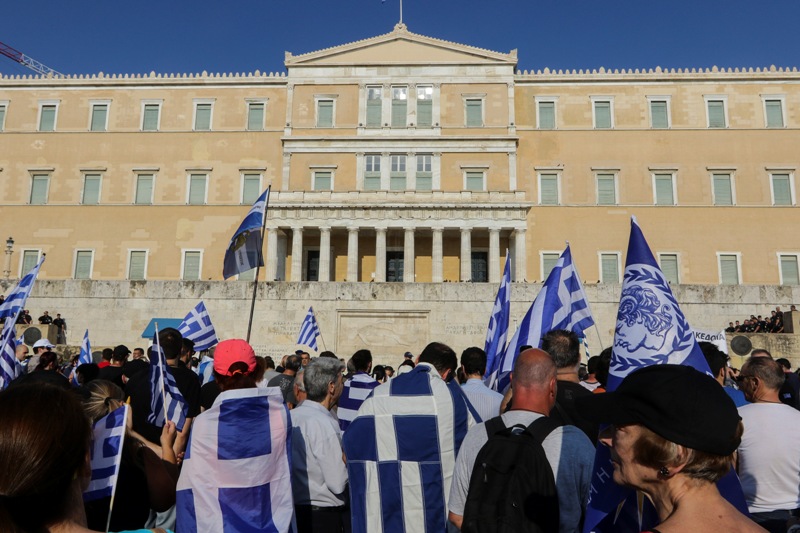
[459,346,503,421]
[290,357,348,533]
[737,356,800,532]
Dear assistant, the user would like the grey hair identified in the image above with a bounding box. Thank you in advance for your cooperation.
[304,357,345,402]
[293,368,306,392]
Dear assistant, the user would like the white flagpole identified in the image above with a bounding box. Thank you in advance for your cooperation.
[154,323,168,422]
[104,405,128,533]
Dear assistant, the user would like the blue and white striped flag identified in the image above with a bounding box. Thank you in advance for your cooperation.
[337,372,380,433]
[483,249,511,379]
[583,217,746,532]
[223,186,270,279]
[486,244,594,392]
[297,306,320,351]
[176,387,295,532]
[72,329,92,386]
[0,319,18,389]
[84,404,128,502]
[0,254,44,322]
[178,301,219,352]
[147,338,188,432]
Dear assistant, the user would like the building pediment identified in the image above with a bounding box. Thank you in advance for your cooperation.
[285,23,517,67]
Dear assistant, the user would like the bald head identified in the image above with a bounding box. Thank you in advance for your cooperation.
[512,348,557,390]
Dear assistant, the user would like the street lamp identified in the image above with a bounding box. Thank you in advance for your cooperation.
[4,236,14,280]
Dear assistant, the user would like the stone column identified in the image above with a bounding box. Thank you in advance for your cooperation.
[375,228,387,282]
[432,228,443,283]
[514,228,527,282]
[347,226,359,282]
[460,228,472,282]
[290,227,303,281]
[489,228,501,283]
[266,228,278,281]
[319,226,331,282]
[404,227,415,282]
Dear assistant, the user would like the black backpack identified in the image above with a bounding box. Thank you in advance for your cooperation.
[462,415,560,533]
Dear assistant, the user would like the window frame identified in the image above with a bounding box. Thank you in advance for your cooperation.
[73,249,95,280]
[535,96,558,130]
[416,85,434,128]
[88,100,110,132]
[240,171,263,204]
[658,253,681,285]
[590,96,615,129]
[81,172,103,205]
[717,252,742,285]
[29,172,51,205]
[710,170,736,206]
[181,249,204,281]
[652,171,677,206]
[0,100,8,132]
[761,95,786,129]
[463,168,486,192]
[595,171,618,205]
[192,99,215,131]
[315,95,337,128]
[646,95,671,129]
[415,153,433,191]
[598,252,622,283]
[365,85,383,128]
[540,251,561,282]
[391,85,408,128]
[390,154,407,190]
[37,100,60,132]
[311,167,335,191]
[19,249,42,277]
[127,249,149,281]
[769,171,795,206]
[186,173,209,205]
[463,94,485,128]
[777,253,800,286]
[246,99,267,131]
[134,172,155,205]
[140,100,163,131]
[537,171,561,205]
[704,95,728,129]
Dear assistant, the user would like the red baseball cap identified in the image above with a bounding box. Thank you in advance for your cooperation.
[213,339,257,376]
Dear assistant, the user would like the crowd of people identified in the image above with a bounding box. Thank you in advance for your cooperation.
[2,325,800,533]
[725,306,795,334]
[0,301,68,343]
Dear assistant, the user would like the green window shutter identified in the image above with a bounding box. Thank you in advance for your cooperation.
[466,99,483,127]
[143,104,160,130]
[22,251,39,274]
[538,101,555,129]
[719,255,739,285]
[781,256,800,286]
[594,101,611,128]
[601,254,619,283]
[416,155,432,190]
[390,156,406,190]
[247,103,264,131]
[317,100,333,127]
[713,174,733,205]
[364,176,381,190]
[650,101,668,128]
[82,175,101,205]
[466,171,484,191]
[195,103,212,130]
[40,105,56,131]
[188,175,207,205]
[367,101,381,127]
[128,251,146,280]
[542,253,559,281]
[417,100,432,127]
[135,175,153,204]
[597,174,616,205]
[75,251,93,279]
[390,176,406,190]
[765,100,784,128]
[30,175,49,204]
[416,175,432,191]
[0,105,6,131]
[654,174,674,205]
[90,104,107,131]
[660,254,679,284]
[708,101,725,128]
[314,171,332,191]
[242,174,260,204]
[772,174,792,205]
[183,252,201,280]
[540,174,558,204]
[392,89,407,127]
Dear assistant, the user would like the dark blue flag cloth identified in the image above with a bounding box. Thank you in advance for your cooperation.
[223,187,270,279]
[583,216,748,532]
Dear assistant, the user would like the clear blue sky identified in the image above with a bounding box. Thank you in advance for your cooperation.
[2,1,799,76]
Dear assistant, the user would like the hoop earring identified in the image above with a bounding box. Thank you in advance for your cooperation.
[658,466,670,477]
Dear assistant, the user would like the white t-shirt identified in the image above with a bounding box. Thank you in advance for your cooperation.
[738,402,800,513]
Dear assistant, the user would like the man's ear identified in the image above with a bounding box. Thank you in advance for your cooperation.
[440,367,452,381]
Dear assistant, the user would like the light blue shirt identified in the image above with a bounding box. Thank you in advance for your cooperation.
[461,378,503,422]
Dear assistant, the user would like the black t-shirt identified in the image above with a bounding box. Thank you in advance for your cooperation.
[550,379,599,444]
[38,315,53,324]
[125,362,202,445]
[200,380,221,411]
[97,365,125,389]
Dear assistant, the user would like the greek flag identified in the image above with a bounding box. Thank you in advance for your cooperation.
[337,372,380,432]
[483,249,511,379]
[0,319,17,389]
[72,329,92,386]
[223,186,270,279]
[486,245,594,392]
[583,217,746,532]
[176,387,295,532]
[0,254,44,322]
[178,301,219,352]
[296,306,320,351]
[84,405,128,502]
[147,341,188,432]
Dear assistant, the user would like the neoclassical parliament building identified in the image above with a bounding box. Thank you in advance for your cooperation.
[1,24,799,353]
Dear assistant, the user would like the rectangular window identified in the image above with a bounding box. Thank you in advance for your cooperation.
[780,255,800,286]
[771,173,793,206]
[600,253,620,283]
[712,173,733,206]
[542,253,560,281]
[659,254,680,284]
[390,155,406,190]
[241,173,261,204]
[593,99,613,129]
[194,102,212,131]
[465,171,484,191]
[142,103,161,131]
[765,99,785,128]
[596,173,617,205]
[654,173,675,205]
[539,173,559,205]
[366,86,382,127]
[90,103,108,132]
[465,98,483,127]
[135,174,154,205]
[649,100,669,129]
[82,174,102,205]
[0,103,6,131]
[391,86,407,128]
[719,254,740,285]
[247,101,265,131]
[316,99,334,127]
[74,250,93,280]
[707,99,726,128]
[386,251,404,282]
[30,174,50,205]
[39,104,57,131]
[21,250,40,275]
[305,250,320,282]
[128,250,147,280]
[313,171,332,191]
[364,155,381,190]
[471,251,488,283]
[416,154,432,191]
[417,86,433,127]
[182,251,202,281]
[537,100,556,130]
[187,174,207,205]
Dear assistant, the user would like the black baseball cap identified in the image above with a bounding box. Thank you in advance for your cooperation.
[576,364,741,456]
[113,345,132,358]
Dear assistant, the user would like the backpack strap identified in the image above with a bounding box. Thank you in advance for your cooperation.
[483,415,507,438]
[523,415,561,445]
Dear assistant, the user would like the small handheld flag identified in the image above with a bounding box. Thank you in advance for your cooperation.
[297,306,321,351]
[483,249,511,379]
[147,328,188,431]
[0,320,17,389]
[71,329,92,386]
[84,404,128,502]
[178,301,219,352]
[223,187,270,279]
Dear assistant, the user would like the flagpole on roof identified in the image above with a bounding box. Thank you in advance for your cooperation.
[246,186,271,343]
[154,323,168,422]
[565,241,605,354]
